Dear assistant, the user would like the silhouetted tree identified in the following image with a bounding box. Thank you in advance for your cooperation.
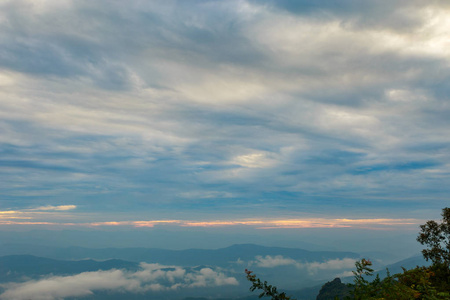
[245,269,292,300]
[417,207,450,267]
[246,207,450,299]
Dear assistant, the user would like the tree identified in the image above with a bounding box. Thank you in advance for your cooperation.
[245,207,450,299]
[245,269,292,300]
[417,207,450,267]
[417,207,450,293]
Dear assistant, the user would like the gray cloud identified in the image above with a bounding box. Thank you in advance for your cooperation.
[249,0,450,32]
[0,0,449,220]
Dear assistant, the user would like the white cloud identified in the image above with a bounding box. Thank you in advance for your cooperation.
[185,268,239,288]
[250,255,357,275]
[300,258,357,274]
[251,255,297,268]
[0,263,238,300]
[335,270,355,278]
[230,152,279,169]
[0,269,138,300]
[32,205,77,211]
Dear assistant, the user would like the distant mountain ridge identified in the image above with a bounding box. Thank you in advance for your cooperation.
[0,243,360,295]
[0,247,428,300]
[371,254,430,280]
[0,243,359,267]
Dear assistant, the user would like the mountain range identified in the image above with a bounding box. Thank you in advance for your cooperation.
[0,244,427,300]
[0,243,359,267]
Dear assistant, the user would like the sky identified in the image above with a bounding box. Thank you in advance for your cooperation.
[0,0,449,238]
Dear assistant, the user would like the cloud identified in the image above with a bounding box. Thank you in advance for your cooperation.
[0,263,238,300]
[0,269,140,300]
[179,218,421,229]
[0,0,449,221]
[32,205,77,211]
[0,217,422,230]
[0,205,78,224]
[252,255,297,268]
[300,258,357,274]
[249,255,357,276]
[251,0,450,34]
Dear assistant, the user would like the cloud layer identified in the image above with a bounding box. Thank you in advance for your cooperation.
[0,263,238,300]
[0,206,422,230]
[248,255,357,277]
[0,0,449,223]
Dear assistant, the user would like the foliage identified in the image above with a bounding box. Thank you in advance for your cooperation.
[245,269,293,300]
[351,258,374,297]
[245,207,450,300]
[349,259,450,299]
[316,278,351,300]
[417,207,450,267]
[246,260,450,300]
[417,207,450,293]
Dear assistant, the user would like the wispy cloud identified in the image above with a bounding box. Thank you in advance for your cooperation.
[0,216,422,230]
[249,255,357,275]
[0,263,238,300]
[0,205,77,224]
[180,218,420,229]
[0,0,449,222]
[31,205,77,211]
[251,255,297,268]
[302,258,357,272]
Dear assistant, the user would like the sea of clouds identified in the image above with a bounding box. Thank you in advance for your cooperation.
[0,263,238,300]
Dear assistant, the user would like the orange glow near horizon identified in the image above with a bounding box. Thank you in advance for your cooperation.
[0,206,422,230]
[0,220,55,225]
[133,220,182,227]
[0,217,423,229]
[0,211,32,220]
